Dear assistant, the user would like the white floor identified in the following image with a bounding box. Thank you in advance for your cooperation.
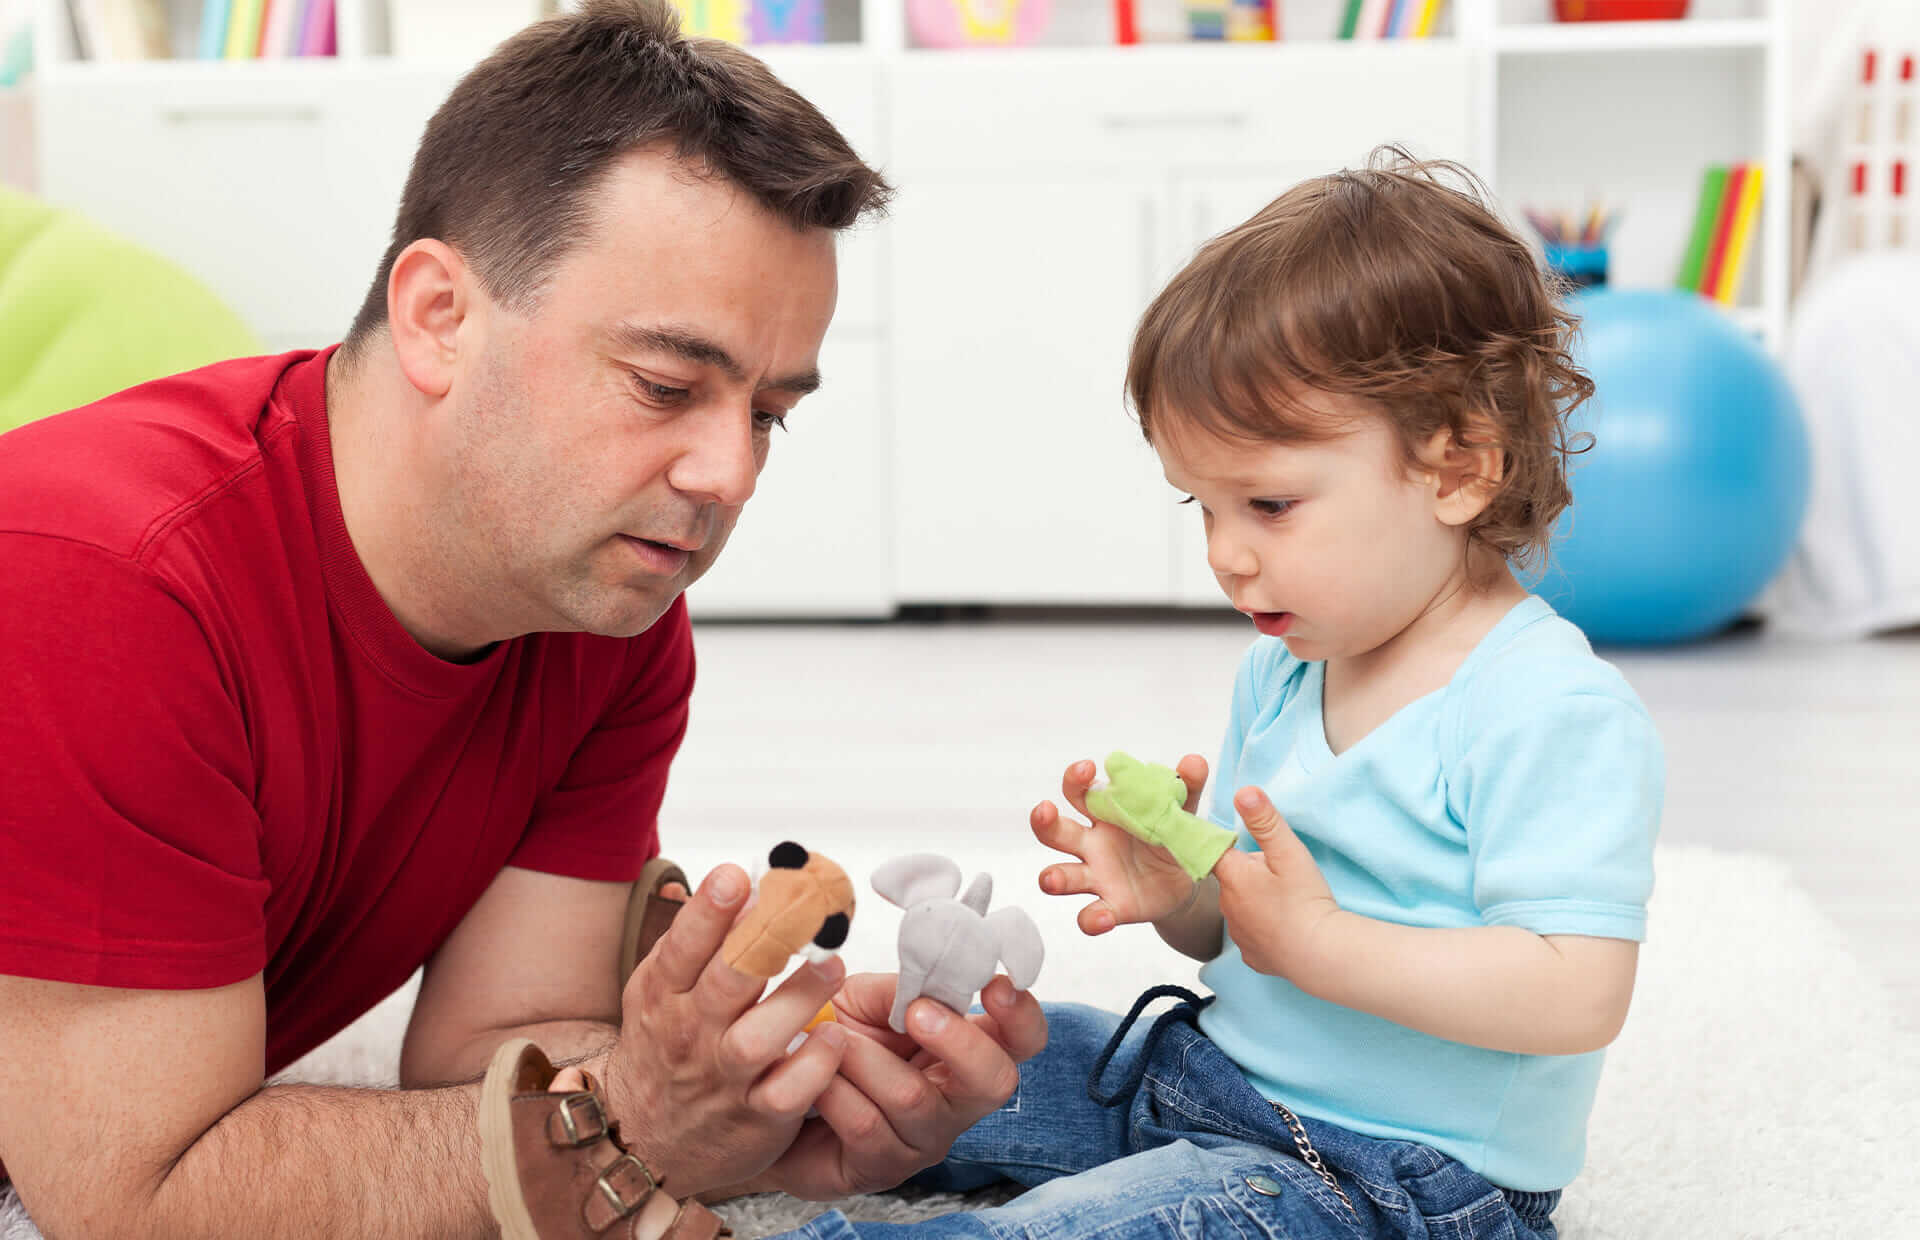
[666,613,1920,1032]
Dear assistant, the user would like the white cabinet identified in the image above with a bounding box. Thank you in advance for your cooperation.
[886,51,1477,608]
[889,175,1172,603]
[686,334,890,617]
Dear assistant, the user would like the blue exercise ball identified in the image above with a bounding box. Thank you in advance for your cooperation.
[1534,289,1810,645]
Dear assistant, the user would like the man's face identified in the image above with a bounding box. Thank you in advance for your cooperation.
[449,149,838,640]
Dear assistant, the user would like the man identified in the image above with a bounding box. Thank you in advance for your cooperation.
[0,3,1044,1236]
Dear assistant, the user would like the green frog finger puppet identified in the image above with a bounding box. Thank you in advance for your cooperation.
[1084,750,1238,882]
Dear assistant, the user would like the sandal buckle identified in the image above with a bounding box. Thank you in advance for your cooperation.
[552,1092,608,1147]
[593,1153,658,1220]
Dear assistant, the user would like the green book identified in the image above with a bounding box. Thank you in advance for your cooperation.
[1338,0,1365,37]
[1676,165,1729,292]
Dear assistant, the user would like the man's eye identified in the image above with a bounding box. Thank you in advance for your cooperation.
[754,410,789,433]
[632,375,688,404]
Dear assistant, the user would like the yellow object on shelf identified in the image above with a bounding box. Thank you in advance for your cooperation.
[1713,164,1765,305]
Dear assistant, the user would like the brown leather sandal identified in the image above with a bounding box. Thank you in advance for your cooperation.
[618,857,690,986]
[480,1037,728,1240]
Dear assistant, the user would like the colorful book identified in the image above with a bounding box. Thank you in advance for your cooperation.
[223,0,263,57]
[296,0,333,54]
[1386,0,1414,37]
[1412,0,1443,36]
[1713,164,1766,305]
[197,0,230,59]
[1337,0,1364,38]
[1354,0,1391,40]
[1676,164,1729,292]
[259,0,298,55]
[1696,163,1748,297]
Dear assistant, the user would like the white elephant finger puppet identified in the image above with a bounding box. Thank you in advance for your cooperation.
[872,853,1046,1035]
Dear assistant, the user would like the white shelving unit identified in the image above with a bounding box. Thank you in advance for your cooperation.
[25,0,1791,616]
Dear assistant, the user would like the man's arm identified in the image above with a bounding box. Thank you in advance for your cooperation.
[0,974,494,1240]
[400,865,634,1087]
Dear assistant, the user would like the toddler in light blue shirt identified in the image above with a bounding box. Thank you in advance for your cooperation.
[787,149,1663,1240]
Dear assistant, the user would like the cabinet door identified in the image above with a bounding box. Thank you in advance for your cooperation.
[685,333,889,618]
[36,72,395,352]
[890,177,1174,604]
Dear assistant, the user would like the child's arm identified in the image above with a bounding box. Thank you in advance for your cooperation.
[1215,787,1637,1056]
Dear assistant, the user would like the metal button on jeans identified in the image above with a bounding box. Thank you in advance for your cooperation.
[1244,1173,1284,1196]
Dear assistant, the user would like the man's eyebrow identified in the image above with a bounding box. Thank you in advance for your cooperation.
[611,323,822,397]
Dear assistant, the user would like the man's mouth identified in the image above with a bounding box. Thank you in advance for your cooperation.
[618,534,696,575]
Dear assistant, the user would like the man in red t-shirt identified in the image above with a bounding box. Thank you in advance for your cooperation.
[0,2,1044,1235]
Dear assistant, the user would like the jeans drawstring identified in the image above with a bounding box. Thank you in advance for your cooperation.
[1085,984,1212,1108]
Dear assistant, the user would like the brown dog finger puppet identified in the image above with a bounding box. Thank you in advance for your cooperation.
[721,841,856,978]
[872,853,1044,1034]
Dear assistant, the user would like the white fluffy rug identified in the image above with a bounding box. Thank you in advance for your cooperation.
[5,845,1916,1239]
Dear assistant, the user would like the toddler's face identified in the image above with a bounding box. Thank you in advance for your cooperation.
[1155,402,1472,665]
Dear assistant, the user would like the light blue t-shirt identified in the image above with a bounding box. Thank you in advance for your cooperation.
[1196,595,1663,1192]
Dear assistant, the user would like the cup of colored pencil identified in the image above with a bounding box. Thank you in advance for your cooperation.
[1526,203,1621,289]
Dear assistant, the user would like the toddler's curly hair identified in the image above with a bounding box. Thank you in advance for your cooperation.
[1126,146,1594,575]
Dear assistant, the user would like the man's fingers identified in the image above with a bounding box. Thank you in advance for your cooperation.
[1028,800,1089,860]
[828,1026,943,1153]
[903,998,1024,1115]
[720,956,846,1073]
[1176,753,1210,816]
[809,1068,916,1178]
[976,975,1047,1064]
[635,864,752,997]
[746,1021,848,1119]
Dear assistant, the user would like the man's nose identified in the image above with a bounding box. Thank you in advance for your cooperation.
[668,408,760,508]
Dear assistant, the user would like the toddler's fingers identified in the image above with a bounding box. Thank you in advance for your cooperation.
[1077,898,1118,936]
[1039,861,1093,898]
[1060,759,1097,820]
[1029,800,1088,858]
[1176,753,1210,815]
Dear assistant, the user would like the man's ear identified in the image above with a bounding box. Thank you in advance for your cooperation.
[1418,418,1506,528]
[386,239,472,400]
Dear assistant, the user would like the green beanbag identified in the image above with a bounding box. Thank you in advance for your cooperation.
[0,185,260,434]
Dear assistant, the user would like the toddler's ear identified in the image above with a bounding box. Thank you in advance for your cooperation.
[1419,421,1505,527]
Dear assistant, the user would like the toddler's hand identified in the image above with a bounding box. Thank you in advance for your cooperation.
[1030,755,1207,936]
[1212,787,1340,979]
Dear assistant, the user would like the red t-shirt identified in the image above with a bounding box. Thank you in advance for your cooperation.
[0,348,694,1077]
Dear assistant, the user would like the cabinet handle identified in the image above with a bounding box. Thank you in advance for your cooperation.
[1098,112,1250,132]
[160,106,323,126]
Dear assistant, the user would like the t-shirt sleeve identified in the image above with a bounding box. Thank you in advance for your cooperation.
[507,598,696,883]
[0,535,268,989]
[1447,653,1664,942]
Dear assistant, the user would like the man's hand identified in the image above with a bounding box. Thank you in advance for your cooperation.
[593,863,852,1198]
[744,971,1047,1200]
[1212,786,1340,980]
[1031,755,1209,935]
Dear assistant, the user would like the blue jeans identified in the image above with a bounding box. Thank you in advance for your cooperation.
[773,987,1559,1240]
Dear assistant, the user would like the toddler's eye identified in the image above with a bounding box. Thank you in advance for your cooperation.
[1252,499,1294,518]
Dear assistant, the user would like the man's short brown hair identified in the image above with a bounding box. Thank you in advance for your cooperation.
[1126,146,1593,574]
[343,0,891,354]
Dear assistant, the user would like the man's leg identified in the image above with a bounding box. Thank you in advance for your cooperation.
[910,1002,1137,1191]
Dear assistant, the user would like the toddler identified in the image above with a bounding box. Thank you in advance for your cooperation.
[881,151,1664,1240]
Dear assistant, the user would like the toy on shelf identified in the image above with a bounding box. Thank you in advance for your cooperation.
[721,841,856,977]
[748,0,825,43]
[1184,0,1275,41]
[1525,202,1621,290]
[906,0,1050,48]
[1551,0,1687,19]
[1085,751,1237,883]
[671,0,749,42]
[871,854,1044,1035]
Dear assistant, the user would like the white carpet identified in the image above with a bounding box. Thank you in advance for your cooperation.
[4,844,1916,1239]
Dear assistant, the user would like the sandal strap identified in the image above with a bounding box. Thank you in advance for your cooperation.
[583,1152,659,1232]
[545,1091,609,1148]
[660,1200,731,1240]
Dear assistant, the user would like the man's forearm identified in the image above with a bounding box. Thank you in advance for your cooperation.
[405,1018,618,1089]
[140,1082,488,1240]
